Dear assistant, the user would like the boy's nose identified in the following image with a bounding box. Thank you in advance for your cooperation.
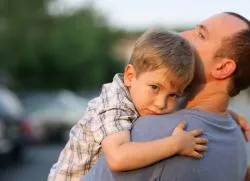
[154,97,167,111]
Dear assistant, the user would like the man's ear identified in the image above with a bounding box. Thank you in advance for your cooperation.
[212,58,236,79]
[124,64,136,87]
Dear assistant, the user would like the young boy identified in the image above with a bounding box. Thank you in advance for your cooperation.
[48,29,208,181]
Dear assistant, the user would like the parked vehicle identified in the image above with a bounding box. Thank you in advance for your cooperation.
[0,86,27,165]
[21,90,89,143]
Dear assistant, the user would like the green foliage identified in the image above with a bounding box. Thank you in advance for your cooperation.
[0,0,125,90]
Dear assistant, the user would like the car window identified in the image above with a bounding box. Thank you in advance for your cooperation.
[0,88,23,117]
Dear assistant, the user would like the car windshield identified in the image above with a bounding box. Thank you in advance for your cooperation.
[0,87,23,118]
[21,90,89,123]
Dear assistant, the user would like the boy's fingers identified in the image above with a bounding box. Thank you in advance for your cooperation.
[238,119,249,142]
[195,145,208,152]
[176,121,187,130]
[190,129,203,136]
[243,125,250,142]
[238,117,248,128]
[195,138,208,144]
[191,151,203,159]
[240,121,249,140]
[245,132,249,142]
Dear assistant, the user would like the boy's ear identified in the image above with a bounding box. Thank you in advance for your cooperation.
[212,58,236,79]
[124,64,136,87]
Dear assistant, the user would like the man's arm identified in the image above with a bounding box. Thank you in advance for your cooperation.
[101,122,207,171]
[227,110,250,181]
[246,164,250,181]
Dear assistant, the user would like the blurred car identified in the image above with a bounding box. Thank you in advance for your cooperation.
[21,90,89,143]
[0,86,27,165]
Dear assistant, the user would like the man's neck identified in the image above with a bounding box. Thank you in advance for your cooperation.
[185,82,230,114]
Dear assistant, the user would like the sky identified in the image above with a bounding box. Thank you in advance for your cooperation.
[55,0,250,30]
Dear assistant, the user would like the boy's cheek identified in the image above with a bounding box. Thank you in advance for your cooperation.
[166,99,182,113]
[163,103,177,114]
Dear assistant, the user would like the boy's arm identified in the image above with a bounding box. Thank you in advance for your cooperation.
[101,122,208,171]
[228,109,250,141]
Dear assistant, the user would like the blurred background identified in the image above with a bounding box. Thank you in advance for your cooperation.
[0,0,250,180]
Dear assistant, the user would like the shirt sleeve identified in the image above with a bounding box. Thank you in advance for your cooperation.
[92,107,137,144]
[48,121,97,181]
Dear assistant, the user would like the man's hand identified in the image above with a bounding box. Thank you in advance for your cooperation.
[229,110,250,142]
[172,122,208,159]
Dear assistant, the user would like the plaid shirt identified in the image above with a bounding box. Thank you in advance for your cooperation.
[48,74,139,181]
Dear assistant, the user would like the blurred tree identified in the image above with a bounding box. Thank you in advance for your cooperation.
[0,0,125,90]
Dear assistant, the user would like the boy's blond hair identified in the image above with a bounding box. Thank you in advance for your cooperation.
[129,29,195,89]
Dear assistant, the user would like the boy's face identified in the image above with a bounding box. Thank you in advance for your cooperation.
[124,64,185,116]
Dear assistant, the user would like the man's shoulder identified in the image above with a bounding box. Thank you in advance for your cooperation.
[131,109,217,142]
[130,110,190,141]
[135,109,193,125]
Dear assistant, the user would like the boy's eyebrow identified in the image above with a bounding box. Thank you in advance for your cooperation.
[168,81,184,95]
[152,82,170,91]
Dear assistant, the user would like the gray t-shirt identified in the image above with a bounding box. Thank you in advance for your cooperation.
[81,109,248,181]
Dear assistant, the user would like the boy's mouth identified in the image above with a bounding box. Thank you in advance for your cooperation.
[145,109,161,115]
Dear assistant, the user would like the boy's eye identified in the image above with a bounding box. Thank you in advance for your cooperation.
[150,85,159,91]
[169,94,178,99]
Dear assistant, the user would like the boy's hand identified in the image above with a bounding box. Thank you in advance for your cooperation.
[172,121,208,159]
[235,115,249,142]
[229,110,250,142]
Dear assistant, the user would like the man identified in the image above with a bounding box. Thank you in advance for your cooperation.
[81,12,250,181]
